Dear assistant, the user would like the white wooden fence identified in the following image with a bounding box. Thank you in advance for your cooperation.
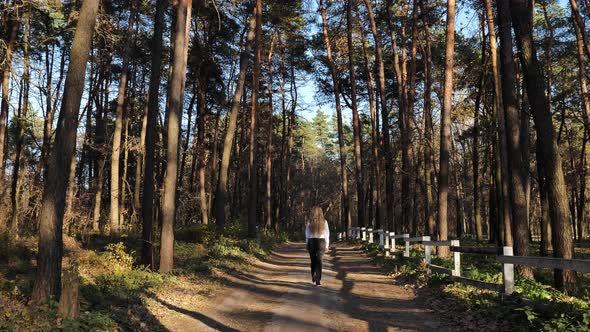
[336,227,590,296]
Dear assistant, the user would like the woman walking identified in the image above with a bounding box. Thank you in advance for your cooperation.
[305,206,330,286]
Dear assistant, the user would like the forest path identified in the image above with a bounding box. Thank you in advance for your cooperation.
[152,242,445,332]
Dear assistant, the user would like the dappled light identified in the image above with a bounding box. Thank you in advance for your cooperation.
[1,0,590,330]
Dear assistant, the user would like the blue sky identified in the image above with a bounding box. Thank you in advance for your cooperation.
[296,0,480,122]
[298,0,572,124]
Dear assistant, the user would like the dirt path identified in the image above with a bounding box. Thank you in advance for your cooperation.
[150,242,445,331]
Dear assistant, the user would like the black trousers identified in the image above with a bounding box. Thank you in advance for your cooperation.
[307,238,326,282]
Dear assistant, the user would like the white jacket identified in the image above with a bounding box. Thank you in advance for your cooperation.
[305,220,330,248]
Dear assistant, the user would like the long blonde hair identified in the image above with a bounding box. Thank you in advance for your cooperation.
[309,206,326,234]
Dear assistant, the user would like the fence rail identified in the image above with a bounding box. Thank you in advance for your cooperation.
[450,246,503,255]
[339,227,590,296]
[497,256,590,273]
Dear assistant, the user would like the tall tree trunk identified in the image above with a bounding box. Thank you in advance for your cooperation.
[346,0,364,230]
[437,0,456,258]
[497,0,531,262]
[573,5,590,241]
[363,0,392,231]
[486,0,514,248]
[321,0,351,232]
[160,0,191,273]
[134,103,148,219]
[141,0,165,268]
[578,131,589,240]
[0,4,19,188]
[40,38,65,180]
[9,9,29,238]
[31,0,98,302]
[119,116,130,228]
[405,0,419,234]
[509,0,575,290]
[420,0,436,238]
[265,34,276,229]
[570,0,590,61]
[247,0,262,238]
[385,1,406,232]
[209,107,221,221]
[64,149,77,231]
[473,13,486,241]
[537,140,553,255]
[109,0,137,235]
[356,5,382,230]
[214,9,257,228]
[197,75,209,225]
[181,88,196,188]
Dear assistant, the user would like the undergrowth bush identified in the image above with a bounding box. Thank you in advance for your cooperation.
[85,269,166,305]
[59,311,116,331]
[208,236,245,260]
[1,223,290,331]
[358,240,590,331]
[101,242,135,271]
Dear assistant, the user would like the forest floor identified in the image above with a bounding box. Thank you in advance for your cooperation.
[149,242,445,332]
[2,230,588,331]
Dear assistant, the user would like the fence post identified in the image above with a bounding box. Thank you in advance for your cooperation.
[451,240,460,277]
[368,228,373,243]
[404,234,410,258]
[361,227,367,241]
[378,230,384,248]
[502,246,514,295]
[423,236,432,274]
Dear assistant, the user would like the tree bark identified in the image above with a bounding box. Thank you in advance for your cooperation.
[160,0,192,273]
[509,0,575,290]
[473,13,486,241]
[420,0,436,238]
[346,0,365,230]
[248,0,262,238]
[109,0,137,235]
[214,9,257,228]
[356,5,382,230]
[265,34,276,229]
[497,0,532,264]
[40,31,65,181]
[141,0,166,269]
[134,102,148,219]
[437,0,456,258]
[31,0,98,302]
[363,0,392,231]
[197,75,209,225]
[9,9,29,238]
[486,0,514,247]
[321,0,351,232]
[572,5,590,241]
[0,3,19,188]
